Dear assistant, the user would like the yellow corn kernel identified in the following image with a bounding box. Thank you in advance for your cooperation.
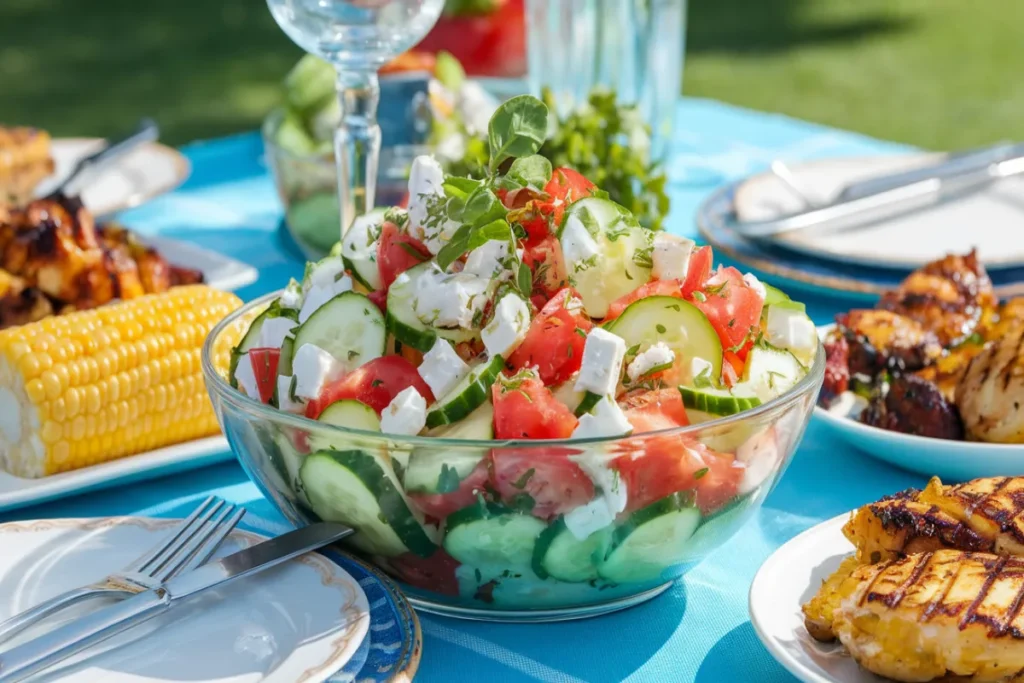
[0,286,243,478]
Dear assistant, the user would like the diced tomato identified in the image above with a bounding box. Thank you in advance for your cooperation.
[693,448,744,514]
[488,449,595,520]
[491,373,578,439]
[681,246,714,297]
[305,356,434,418]
[368,288,388,313]
[520,234,567,302]
[689,266,764,351]
[619,388,690,428]
[503,167,595,243]
[248,348,280,404]
[377,221,431,290]
[544,168,595,227]
[408,460,490,519]
[615,439,740,515]
[506,288,592,386]
[723,350,746,380]
[604,279,684,321]
[389,548,461,596]
[415,0,526,78]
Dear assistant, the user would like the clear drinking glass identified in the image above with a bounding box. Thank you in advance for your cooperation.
[266,0,445,237]
[525,0,686,163]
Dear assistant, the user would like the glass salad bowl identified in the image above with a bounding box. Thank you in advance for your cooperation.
[203,292,825,621]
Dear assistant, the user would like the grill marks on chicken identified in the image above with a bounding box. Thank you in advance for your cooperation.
[878,250,997,348]
[957,326,1024,443]
[0,195,205,328]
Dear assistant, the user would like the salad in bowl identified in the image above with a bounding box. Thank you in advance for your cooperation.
[204,95,824,618]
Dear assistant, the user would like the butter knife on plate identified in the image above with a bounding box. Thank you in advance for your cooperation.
[0,522,353,683]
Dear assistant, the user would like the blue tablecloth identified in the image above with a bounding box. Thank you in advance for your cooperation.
[1,98,930,682]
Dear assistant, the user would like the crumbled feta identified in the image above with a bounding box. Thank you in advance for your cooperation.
[689,357,715,384]
[258,317,297,350]
[299,275,353,324]
[406,155,459,254]
[651,233,695,281]
[765,306,817,355]
[234,352,260,399]
[463,239,513,279]
[482,294,530,359]
[626,342,676,382]
[279,279,303,310]
[568,452,629,540]
[574,328,627,396]
[560,213,601,266]
[381,386,427,436]
[743,273,767,301]
[292,344,342,401]
[276,375,305,414]
[418,339,470,399]
[572,396,634,439]
[305,256,348,291]
[413,269,490,329]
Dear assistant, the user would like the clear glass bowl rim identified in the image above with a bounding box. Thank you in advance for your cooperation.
[203,290,826,449]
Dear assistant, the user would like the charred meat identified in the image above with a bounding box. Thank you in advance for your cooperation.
[862,373,964,440]
[836,309,942,375]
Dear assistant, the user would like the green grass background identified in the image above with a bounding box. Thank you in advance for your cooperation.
[2,0,1022,150]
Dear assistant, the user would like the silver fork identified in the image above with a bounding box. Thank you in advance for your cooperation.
[0,496,245,645]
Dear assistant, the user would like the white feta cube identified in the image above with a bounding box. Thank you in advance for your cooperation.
[276,375,305,414]
[233,352,260,399]
[560,213,601,266]
[482,294,530,359]
[689,357,715,384]
[381,386,427,436]
[298,275,353,324]
[651,232,695,281]
[292,344,343,401]
[413,270,490,329]
[626,342,676,382]
[569,451,629,540]
[406,155,460,255]
[463,239,512,279]
[765,306,817,355]
[258,317,297,350]
[279,278,303,310]
[572,396,634,439]
[418,339,470,399]
[306,257,348,291]
[574,328,627,396]
[743,273,767,301]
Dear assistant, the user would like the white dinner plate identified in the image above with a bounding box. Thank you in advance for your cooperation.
[734,154,1024,270]
[0,437,233,514]
[813,325,1024,482]
[36,138,191,217]
[143,234,258,292]
[749,514,869,683]
[0,517,370,683]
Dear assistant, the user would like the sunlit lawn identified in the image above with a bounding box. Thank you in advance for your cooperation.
[2,0,1023,150]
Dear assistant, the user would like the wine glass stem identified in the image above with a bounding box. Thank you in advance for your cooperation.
[334,69,381,237]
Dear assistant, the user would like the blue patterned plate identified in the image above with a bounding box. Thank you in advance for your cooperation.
[320,549,422,683]
[696,182,1024,303]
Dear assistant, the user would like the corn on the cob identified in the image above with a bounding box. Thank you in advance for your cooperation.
[0,285,242,478]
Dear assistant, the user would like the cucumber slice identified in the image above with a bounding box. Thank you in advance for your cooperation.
[742,342,805,401]
[300,449,437,558]
[573,391,602,418]
[292,291,385,372]
[532,518,611,582]
[425,355,504,429]
[598,493,702,584]
[269,429,312,509]
[405,402,493,494]
[559,197,654,318]
[386,262,479,352]
[278,336,295,377]
[679,386,761,416]
[307,399,381,452]
[551,377,585,413]
[604,296,723,381]
[426,401,494,440]
[762,284,790,306]
[342,209,385,291]
[443,502,547,572]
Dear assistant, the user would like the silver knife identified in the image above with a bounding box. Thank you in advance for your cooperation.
[0,522,353,682]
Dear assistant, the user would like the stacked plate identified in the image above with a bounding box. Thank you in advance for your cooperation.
[696,154,1024,302]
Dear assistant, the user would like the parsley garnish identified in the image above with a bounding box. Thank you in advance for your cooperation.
[693,365,714,388]
[656,324,667,334]
[371,379,384,387]
[574,327,588,339]
[632,246,654,269]
[694,467,709,480]
[705,281,729,297]
[692,291,707,303]
[512,468,536,489]
[436,464,462,494]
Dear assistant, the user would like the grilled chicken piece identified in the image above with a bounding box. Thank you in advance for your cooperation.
[837,309,942,375]
[878,250,998,348]
[862,373,964,440]
[0,126,54,206]
[0,287,54,328]
[833,550,1024,682]
[956,326,1024,443]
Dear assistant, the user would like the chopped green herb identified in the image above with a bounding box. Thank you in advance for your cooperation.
[436,464,462,494]
[512,467,536,490]
[371,379,384,387]
[694,467,709,480]
[655,324,667,334]
[692,291,707,303]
